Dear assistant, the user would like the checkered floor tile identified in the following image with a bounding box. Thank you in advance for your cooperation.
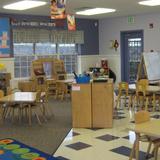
[66,142,92,150]
[54,109,160,160]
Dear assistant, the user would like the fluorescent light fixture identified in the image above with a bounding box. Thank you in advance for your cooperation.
[3,0,47,10]
[76,8,116,16]
[139,0,160,6]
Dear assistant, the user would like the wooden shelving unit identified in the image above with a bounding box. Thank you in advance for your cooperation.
[0,73,11,95]
[72,84,92,128]
[71,81,113,128]
[31,58,67,80]
[92,82,113,128]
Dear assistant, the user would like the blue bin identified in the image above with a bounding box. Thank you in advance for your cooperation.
[76,76,90,84]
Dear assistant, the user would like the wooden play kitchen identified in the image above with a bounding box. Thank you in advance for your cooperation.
[18,58,67,92]
[71,80,113,128]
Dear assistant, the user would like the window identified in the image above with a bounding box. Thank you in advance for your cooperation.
[35,43,56,55]
[60,54,77,73]
[14,43,33,55]
[14,43,34,78]
[58,44,77,73]
[58,44,77,54]
[14,43,78,78]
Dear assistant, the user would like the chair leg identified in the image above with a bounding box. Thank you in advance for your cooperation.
[28,105,32,126]
[3,107,8,120]
[4,107,11,120]
[145,97,149,111]
[115,95,120,109]
[39,106,47,122]
[11,108,15,123]
[128,96,132,109]
[154,146,158,160]
[146,141,152,158]
[0,106,3,124]
[129,141,136,160]
[34,110,42,125]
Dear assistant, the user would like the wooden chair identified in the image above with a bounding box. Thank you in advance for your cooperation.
[55,82,67,100]
[130,111,160,160]
[134,79,152,111]
[0,90,4,123]
[46,79,56,98]
[24,90,47,125]
[115,82,132,109]
[40,86,54,118]
[2,88,23,122]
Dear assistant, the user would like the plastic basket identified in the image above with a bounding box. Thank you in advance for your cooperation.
[76,76,90,84]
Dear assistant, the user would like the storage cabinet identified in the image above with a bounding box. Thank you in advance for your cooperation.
[0,73,11,95]
[92,82,113,128]
[72,82,113,128]
[72,84,92,128]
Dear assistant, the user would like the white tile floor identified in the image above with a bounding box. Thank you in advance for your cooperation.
[54,109,160,160]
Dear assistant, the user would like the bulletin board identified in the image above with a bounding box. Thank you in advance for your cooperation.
[0,18,11,58]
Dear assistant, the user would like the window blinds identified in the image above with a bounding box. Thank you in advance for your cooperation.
[13,29,84,44]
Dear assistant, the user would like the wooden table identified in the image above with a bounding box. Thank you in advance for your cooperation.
[56,79,74,84]
[129,84,160,111]
[0,92,37,103]
[0,92,37,125]
[128,119,160,160]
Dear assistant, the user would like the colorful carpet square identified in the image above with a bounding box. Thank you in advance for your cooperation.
[0,138,58,160]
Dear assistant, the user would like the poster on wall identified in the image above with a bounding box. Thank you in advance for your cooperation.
[67,14,76,31]
[0,18,11,58]
[51,0,66,19]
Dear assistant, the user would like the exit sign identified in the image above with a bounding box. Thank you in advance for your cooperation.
[128,16,135,24]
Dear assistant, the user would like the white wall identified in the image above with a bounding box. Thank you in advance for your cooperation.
[0,58,14,78]
[0,58,16,89]
[77,54,120,84]
[99,12,160,82]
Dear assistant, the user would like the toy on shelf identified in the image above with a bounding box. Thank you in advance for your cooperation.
[101,59,109,75]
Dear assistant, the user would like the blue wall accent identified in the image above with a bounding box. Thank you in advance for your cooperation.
[76,18,99,55]
[0,13,99,55]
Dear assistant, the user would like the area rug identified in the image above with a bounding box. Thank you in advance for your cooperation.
[0,138,57,160]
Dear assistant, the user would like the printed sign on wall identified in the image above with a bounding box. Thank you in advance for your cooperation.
[0,18,11,58]
[67,14,76,31]
[51,0,66,19]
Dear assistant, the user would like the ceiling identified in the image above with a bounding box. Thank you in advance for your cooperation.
[1,0,160,19]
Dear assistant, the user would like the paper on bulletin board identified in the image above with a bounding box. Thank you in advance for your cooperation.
[72,85,80,91]
[0,18,11,58]
[67,14,76,31]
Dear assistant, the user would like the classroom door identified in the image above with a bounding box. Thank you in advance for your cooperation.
[121,30,144,83]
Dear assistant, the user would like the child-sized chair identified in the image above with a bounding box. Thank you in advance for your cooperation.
[115,82,132,109]
[130,111,160,160]
[134,79,152,111]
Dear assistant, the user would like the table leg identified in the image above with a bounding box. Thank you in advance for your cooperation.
[135,133,140,160]
[129,141,136,160]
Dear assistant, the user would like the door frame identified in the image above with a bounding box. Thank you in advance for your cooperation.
[120,30,144,82]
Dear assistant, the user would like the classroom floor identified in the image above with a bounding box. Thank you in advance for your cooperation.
[54,108,160,160]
